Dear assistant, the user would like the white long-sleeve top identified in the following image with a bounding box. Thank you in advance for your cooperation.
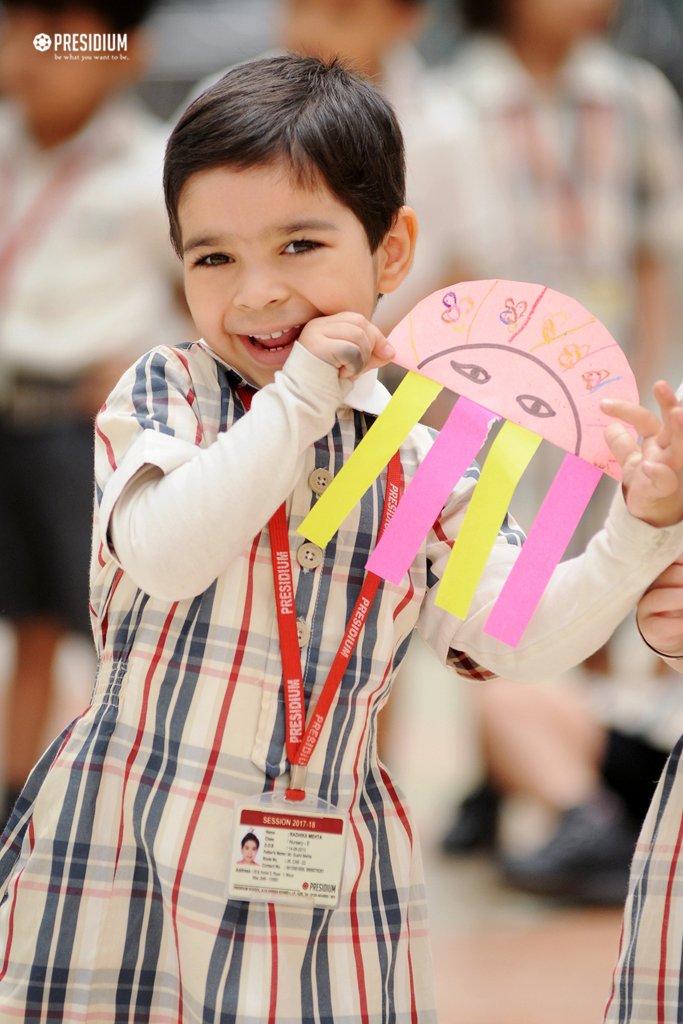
[102,340,683,684]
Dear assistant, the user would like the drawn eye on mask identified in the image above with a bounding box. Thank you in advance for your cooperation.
[299,280,639,648]
[517,395,555,418]
[450,360,491,385]
[450,361,558,420]
[421,340,580,454]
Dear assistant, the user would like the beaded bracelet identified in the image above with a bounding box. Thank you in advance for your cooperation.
[636,617,683,659]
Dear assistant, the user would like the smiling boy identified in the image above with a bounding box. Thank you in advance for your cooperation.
[178,161,409,388]
[1,55,683,1023]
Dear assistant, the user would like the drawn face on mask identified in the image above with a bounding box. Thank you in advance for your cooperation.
[391,279,636,476]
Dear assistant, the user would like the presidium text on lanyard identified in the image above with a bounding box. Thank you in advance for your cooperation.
[239,385,403,801]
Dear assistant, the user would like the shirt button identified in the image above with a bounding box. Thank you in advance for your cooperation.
[296,618,310,647]
[296,542,324,570]
[308,468,333,495]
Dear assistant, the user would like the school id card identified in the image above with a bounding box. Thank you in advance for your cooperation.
[228,797,347,909]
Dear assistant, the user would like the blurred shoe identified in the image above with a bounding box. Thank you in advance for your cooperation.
[441,783,500,854]
[501,792,637,905]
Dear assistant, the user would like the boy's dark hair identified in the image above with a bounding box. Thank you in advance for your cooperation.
[459,0,506,32]
[1,0,158,32]
[164,54,406,257]
[241,832,260,849]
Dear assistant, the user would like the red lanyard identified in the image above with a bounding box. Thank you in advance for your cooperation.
[238,385,403,800]
[271,451,402,800]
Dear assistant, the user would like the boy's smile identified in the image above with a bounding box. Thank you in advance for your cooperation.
[178,160,392,388]
[238,323,305,368]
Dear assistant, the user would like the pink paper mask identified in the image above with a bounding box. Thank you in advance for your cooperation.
[299,280,638,646]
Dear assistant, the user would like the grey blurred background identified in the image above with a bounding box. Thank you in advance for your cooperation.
[138,0,683,118]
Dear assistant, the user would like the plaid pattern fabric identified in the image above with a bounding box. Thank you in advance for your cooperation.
[447,649,497,682]
[605,737,683,1023]
[0,342,520,1022]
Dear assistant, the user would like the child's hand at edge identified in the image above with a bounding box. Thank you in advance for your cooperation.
[637,559,683,657]
[601,380,683,527]
[297,312,395,380]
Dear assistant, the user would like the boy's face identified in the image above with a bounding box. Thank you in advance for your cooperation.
[179,161,399,388]
[508,0,616,48]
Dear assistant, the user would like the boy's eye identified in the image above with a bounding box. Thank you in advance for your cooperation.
[194,252,231,267]
[283,239,321,255]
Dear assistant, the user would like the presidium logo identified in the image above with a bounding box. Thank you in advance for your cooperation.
[32,33,51,51]
[32,31,129,60]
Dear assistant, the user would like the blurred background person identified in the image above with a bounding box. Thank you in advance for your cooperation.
[280,0,492,336]
[437,0,683,903]
[442,0,683,393]
[0,0,189,826]
[446,671,683,903]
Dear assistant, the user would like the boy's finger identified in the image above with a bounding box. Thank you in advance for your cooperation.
[667,406,683,466]
[638,603,683,644]
[603,421,640,466]
[640,603,683,634]
[336,341,367,377]
[646,559,683,589]
[363,349,395,374]
[639,579,683,617]
[600,398,661,438]
[653,380,679,448]
[359,328,395,373]
[641,591,683,616]
[638,617,683,656]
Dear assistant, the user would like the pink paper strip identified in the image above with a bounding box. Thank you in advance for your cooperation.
[483,454,602,647]
[366,397,498,584]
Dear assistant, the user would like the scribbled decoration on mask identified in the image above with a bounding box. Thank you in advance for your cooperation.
[298,280,638,646]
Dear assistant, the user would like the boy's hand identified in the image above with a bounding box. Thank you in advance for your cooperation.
[637,559,683,657]
[297,312,395,380]
[601,380,683,527]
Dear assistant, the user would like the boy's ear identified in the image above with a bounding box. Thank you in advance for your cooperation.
[376,206,418,295]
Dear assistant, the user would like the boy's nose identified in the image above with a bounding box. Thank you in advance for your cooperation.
[233,267,289,311]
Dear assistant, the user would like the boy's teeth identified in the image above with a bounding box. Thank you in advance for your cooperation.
[253,330,285,340]
[249,325,302,343]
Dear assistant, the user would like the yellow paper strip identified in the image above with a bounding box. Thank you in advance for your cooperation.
[298,371,442,547]
[435,420,542,619]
